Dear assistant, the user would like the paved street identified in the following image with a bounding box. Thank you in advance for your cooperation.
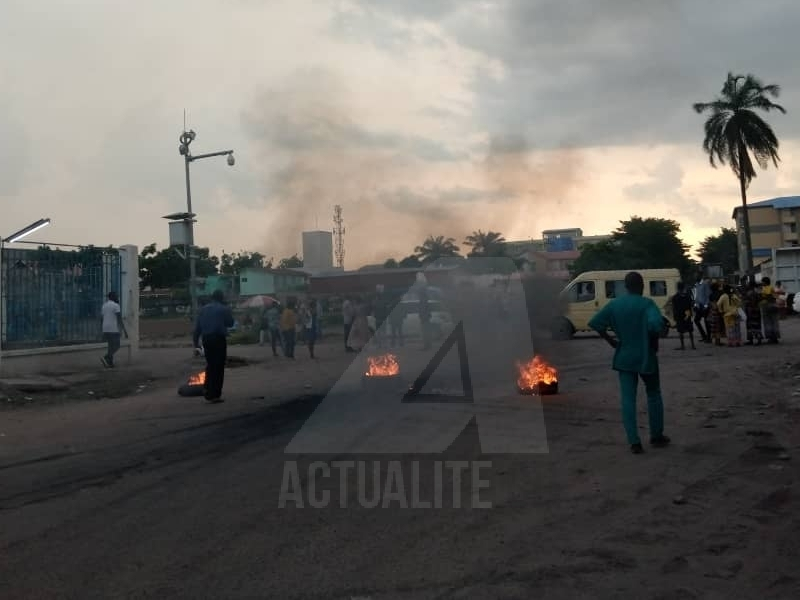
[1,327,800,599]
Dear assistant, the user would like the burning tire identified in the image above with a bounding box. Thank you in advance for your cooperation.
[551,317,574,340]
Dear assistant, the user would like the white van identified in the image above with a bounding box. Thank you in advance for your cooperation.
[552,269,681,339]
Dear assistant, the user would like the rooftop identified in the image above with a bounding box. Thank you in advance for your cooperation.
[732,195,800,217]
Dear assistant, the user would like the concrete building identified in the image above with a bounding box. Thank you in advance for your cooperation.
[504,228,611,281]
[239,268,309,297]
[302,230,334,272]
[732,196,800,272]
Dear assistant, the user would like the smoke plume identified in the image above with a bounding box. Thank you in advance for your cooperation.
[243,70,585,267]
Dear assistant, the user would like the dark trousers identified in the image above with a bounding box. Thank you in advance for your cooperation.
[694,305,709,340]
[283,329,296,358]
[344,322,353,349]
[270,327,282,355]
[390,322,404,346]
[202,334,227,399]
[103,333,121,366]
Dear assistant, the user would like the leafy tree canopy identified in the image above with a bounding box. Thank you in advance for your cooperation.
[139,243,219,290]
[278,254,304,269]
[696,228,738,275]
[570,217,694,279]
[463,230,507,257]
[414,235,461,265]
[220,251,271,274]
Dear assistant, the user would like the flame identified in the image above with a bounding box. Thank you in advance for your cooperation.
[365,354,400,377]
[188,371,206,386]
[516,356,558,389]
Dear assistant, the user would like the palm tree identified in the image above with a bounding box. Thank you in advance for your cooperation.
[693,72,786,274]
[414,235,460,265]
[463,230,507,257]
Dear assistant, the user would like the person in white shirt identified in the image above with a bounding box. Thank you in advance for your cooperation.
[100,292,128,367]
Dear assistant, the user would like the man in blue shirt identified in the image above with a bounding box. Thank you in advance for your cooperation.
[588,272,672,454]
[692,275,711,343]
[193,289,234,403]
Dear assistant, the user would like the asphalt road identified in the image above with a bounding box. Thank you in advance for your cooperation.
[1,328,799,599]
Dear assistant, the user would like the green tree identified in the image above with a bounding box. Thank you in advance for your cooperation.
[278,254,304,269]
[139,243,219,290]
[383,258,399,268]
[697,228,738,275]
[414,235,460,264]
[693,72,786,274]
[463,230,507,257]
[398,255,422,268]
[219,251,271,274]
[570,217,693,278]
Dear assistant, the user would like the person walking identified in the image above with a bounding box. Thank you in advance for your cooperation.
[192,289,234,403]
[388,296,406,347]
[692,275,711,343]
[717,284,743,347]
[342,297,355,352]
[100,291,128,368]
[588,271,671,454]
[672,281,696,350]
[744,282,764,346]
[304,300,319,358]
[373,285,390,348]
[760,277,781,343]
[265,301,283,356]
[280,300,298,358]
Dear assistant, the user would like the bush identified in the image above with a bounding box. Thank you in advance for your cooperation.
[228,330,259,345]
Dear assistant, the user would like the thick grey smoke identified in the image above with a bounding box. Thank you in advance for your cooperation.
[242,69,586,266]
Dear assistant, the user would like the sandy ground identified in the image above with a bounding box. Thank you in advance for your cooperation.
[1,322,800,599]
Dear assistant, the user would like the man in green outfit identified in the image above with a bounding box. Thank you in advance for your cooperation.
[588,271,672,454]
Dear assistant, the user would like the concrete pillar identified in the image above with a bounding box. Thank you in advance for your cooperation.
[119,244,140,364]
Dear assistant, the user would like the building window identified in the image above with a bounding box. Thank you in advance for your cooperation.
[241,277,248,283]
[649,280,667,296]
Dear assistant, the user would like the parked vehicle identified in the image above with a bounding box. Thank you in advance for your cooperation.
[552,268,682,340]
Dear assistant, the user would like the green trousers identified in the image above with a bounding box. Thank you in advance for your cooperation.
[617,367,664,445]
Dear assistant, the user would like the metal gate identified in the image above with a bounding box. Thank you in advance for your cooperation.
[0,245,121,350]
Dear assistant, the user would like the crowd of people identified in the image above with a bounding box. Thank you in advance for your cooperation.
[672,274,786,349]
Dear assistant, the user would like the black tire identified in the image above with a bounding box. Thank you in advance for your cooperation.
[551,317,574,340]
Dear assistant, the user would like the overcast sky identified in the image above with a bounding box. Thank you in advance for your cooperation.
[2,0,798,267]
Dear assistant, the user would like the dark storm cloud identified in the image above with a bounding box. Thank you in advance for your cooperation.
[349,0,800,148]
[377,185,507,219]
[242,68,466,163]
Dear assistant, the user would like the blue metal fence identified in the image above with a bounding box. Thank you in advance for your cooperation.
[0,245,121,350]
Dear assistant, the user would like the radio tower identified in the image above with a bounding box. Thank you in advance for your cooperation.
[333,204,345,269]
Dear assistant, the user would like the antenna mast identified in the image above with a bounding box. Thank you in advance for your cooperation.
[333,204,345,269]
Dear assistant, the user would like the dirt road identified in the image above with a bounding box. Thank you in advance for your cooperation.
[1,325,799,599]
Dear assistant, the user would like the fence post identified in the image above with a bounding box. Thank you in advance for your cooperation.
[119,245,139,363]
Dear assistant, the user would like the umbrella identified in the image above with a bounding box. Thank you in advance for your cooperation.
[239,295,277,309]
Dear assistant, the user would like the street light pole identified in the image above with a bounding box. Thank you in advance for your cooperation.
[178,130,235,319]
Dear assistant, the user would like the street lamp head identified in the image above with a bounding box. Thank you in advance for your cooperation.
[227,152,235,166]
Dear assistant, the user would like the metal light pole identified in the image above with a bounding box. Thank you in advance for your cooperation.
[178,130,235,319]
[0,218,52,371]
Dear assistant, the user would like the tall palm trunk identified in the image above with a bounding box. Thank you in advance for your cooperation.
[738,142,754,275]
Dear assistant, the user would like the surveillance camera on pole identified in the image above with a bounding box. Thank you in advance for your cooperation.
[175,128,236,319]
